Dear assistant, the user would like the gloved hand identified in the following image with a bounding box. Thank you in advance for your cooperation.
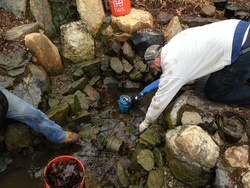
[139,119,150,133]
[131,92,144,106]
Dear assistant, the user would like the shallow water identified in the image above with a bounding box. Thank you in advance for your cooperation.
[0,91,155,187]
[0,144,82,188]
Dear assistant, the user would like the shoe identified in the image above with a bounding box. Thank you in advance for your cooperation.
[63,131,80,143]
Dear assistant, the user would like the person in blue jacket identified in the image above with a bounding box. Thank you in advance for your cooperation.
[0,87,80,143]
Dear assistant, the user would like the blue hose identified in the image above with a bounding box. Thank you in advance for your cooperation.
[118,79,160,111]
[141,79,159,95]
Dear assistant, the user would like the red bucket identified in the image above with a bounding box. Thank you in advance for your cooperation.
[44,155,85,188]
[109,0,131,16]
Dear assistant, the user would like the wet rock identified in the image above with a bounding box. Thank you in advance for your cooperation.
[5,123,34,153]
[137,149,154,171]
[121,42,136,62]
[7,67,25,77]
[49,0,80,33]
[103,76,121,90]
[139,124,165,148]
[100,57,111,70]
[84,170,101,188]
[213,0,229,10]
[29,0,56,35]
[224,145,250,168]
[122,58,133,73]
[89,76,101,86]
[78,124,100,140]
[79,59,102,77]
[133,58,147,73]
[0,153,13,173]
[73,68,84,80]
[105,40,122,56]
[234,9,250,21]
[130,28,164,57]
[0,75,15,88]
[113,32,132,42]
[0,45,31,71]
[242,171,250,188]
[146,168,164,188]
[83,84,100,103]
[156,11,174,25]
[200,5,216,17]
[46,103,70,126]
[165,125,219,187]
[0,0,26,18]
[162,16,183,43]
[116,157,130,187]
[75,90,90,110]
[69,109,91,124]
[110,57,124,74]
[124,80,141,90]
[153,148,164,167]
[62,77,88,96]
[128,69,143,81]
[143,71,156,83]
[111,8,154,33]
[164,91,192,129]
[197,121,218,135]
[25,33,63,75]
[3,22,39,41]
[26,63,51,93]
[164,89,230,130]
[214,160,234,188]
[48,98,60,108]
[224,3,243,19]
[12,63,50,108]
[181,111,203,125]
[127,149,145,172]
[181,16,220,27]
[76,0,105,36]
[101,25,114,38]
[60,94,81,115]
[60,21,95,63]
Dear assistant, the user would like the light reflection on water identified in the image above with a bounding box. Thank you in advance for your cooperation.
[0,90,154,187]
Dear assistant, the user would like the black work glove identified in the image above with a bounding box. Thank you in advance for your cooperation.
[131,92,144,106]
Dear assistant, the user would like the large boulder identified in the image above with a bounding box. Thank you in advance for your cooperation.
[25,33,63,76]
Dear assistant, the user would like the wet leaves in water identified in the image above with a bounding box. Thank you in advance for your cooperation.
[44,159,84,188]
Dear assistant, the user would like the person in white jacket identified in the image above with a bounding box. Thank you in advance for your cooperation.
[139,19,250,133]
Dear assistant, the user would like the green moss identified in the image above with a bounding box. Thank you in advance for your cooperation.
[164,102,202,129]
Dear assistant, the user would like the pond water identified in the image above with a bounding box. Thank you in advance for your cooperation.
[0,91,155,187]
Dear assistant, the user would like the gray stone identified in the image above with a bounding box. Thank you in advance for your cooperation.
[60,94,81,115]
[46,103,70,126]
[146,168,164,188]
[4,22,39,41]
[0,45,31,71]
[62,77,88,95]
[110,57,123,74]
